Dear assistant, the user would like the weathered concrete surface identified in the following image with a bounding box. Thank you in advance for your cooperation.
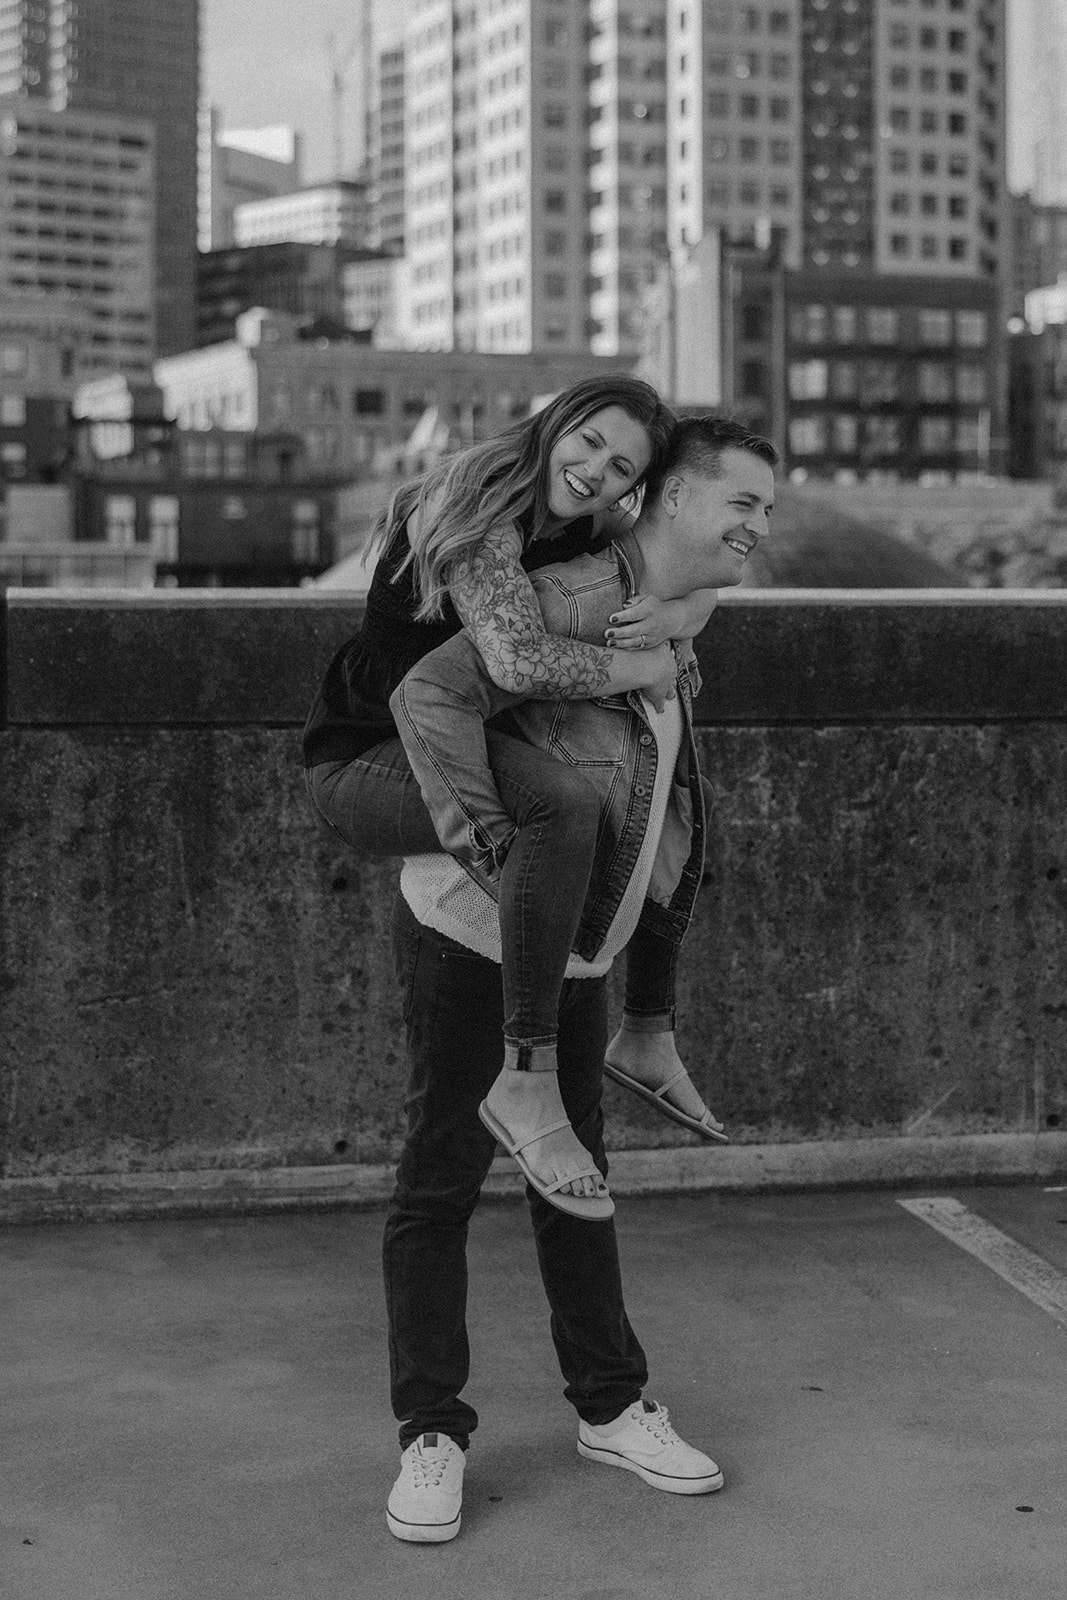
[3,1187,1066,1600]
[2,594,1067,1198]
[8,588,1067,726]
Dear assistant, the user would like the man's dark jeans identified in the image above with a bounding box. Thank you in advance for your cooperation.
[383,894,648,1452]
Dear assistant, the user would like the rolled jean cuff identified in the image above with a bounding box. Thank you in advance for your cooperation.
[471,823,518,875]
[620,1008,675,1034]
[503,1038,559,1072]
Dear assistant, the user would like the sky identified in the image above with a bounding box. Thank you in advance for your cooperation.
[204,0,1036,192]
[202,0,411,182]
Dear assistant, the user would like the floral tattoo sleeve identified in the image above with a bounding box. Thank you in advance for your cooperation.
[448,524,615,699]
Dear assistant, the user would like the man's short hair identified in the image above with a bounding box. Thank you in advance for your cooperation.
[642,415,778,502]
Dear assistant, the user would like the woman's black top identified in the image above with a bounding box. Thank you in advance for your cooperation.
[302,513,596,768]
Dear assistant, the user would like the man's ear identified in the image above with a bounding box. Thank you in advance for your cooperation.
[660,473,687,518]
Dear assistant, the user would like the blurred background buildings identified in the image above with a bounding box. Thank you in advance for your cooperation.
[3,0,1067,591]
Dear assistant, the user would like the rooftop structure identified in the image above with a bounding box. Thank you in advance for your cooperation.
[233,180,372,250]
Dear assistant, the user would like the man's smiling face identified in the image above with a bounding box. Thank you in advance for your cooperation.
[662,446,775,592]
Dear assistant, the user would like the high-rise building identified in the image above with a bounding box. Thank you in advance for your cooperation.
[402,0,592,352]
[0,0,199,357]
[585,0,670,357]
[0,96,156,377]
[367,44,406,254]
[392,0,1007,364]
[668,0,1007,281]
[670,0,803,267]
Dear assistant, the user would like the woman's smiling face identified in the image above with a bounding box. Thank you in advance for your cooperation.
[545,405,654,524]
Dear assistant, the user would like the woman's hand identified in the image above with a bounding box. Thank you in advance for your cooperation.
[636,642,678,713]
[606,593,714,650]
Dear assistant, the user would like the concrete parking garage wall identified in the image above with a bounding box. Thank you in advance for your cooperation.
[2,589,1066,1220]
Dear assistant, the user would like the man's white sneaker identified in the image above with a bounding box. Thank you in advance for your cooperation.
[577,1400,724,1495]
[386,1433,464,1543]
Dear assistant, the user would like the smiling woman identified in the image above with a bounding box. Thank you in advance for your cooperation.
[545,408,653,525]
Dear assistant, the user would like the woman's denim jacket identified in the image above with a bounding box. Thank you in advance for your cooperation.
[390,542,707,964]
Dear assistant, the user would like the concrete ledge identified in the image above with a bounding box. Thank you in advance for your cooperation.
[4,1133,1066,1225]
[6,589,1067,727]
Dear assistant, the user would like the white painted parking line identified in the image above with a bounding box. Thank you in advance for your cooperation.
[898,1196,1067,1331]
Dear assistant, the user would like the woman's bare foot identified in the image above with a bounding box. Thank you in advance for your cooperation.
[605,1026,725,1136]
[482,1068,608,1200]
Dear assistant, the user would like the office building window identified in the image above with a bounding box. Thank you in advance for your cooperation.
[919,310,953,345]
[791,304,828,343]
[742,304,766,340]
[865,416,900,454]
[354,387,386,416]
[291,500,320,564]
[833,415,858,452]
[918,362,953,402]
[862,362,899,403]
[105,494,137,548]
[956,311,987,347]
[789,417,827,455]
[148,496,179,562]
[0,395,27,425]
[956,418,984,456]
[957,365,987,403]
[832,361,857,398]
[867,308,899,344]
[788,360,828,399]
[833,307,858,343]
[920,417,954,453]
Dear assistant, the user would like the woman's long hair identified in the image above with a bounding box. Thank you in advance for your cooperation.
[379,376,675,621]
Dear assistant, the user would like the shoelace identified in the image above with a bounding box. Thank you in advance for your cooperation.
[411,1450,452,1488]
[637,1404,677,1446]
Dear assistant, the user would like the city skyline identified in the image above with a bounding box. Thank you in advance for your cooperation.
[204,0,1039,191]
